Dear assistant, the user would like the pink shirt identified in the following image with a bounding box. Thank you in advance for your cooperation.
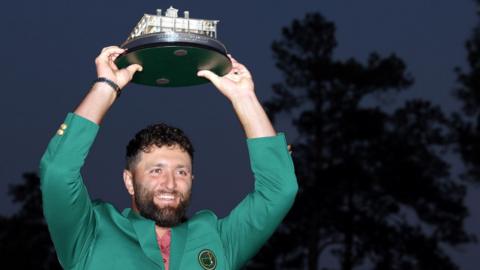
[156,229,171,270]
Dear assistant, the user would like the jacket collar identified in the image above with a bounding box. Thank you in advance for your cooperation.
[123,208,188,270]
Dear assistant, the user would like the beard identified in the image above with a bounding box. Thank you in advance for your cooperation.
[133,181,191,227]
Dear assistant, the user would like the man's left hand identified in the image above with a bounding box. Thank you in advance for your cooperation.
[197,55,255,102]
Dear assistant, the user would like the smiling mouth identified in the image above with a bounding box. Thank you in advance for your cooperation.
[155,193,179,205]
[159,193,175,200]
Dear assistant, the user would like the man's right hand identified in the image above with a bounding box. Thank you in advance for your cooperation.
[95,46,143,89]
[74,46,143,125]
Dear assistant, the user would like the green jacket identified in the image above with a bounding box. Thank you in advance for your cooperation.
[40,113,298,270]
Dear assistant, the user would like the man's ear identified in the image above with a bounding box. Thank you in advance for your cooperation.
[123,169,135,196]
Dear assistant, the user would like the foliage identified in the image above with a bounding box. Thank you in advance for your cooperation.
[247,13,473,270]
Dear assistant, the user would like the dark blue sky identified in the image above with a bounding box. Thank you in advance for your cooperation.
[0,0,478,268]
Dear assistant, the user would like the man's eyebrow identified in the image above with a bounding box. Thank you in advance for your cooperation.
[175,164,189,168]
[146,163,191,169]
[146,163,166,169]
[176,165,192,171]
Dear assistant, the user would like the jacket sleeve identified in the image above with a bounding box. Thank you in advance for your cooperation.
[217,133,298,269]
[39,113,99,268]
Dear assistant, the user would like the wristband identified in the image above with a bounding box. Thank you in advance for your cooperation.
[93,77,121,98]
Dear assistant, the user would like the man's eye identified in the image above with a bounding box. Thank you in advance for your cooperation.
[177,170,188,176]
[151,168,162,174]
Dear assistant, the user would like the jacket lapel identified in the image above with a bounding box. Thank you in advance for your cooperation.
[169,221,188,270]
[125,209,165,269]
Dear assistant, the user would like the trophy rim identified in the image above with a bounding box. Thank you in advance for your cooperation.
[120,32,228,56]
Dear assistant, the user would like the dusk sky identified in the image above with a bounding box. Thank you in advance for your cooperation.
[0,1,478,268]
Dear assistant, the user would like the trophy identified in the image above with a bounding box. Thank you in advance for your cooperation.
[115,7,232,87]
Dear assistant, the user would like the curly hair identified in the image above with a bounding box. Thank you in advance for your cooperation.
[125,123,194,170]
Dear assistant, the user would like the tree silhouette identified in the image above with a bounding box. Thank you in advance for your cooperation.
[454,0,480,183]
[247,13,473,270]
[0,172,61,269]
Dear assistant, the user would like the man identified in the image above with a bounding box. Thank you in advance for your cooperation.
[40,46,298,269]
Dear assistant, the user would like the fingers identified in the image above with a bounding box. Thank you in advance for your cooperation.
[197,70,221,86]
[96,46,126,64]
[228,54,242,68]
[228,54,241,69]
[101,46,125,55]
[227,54,251,77]
[126,64,143,76]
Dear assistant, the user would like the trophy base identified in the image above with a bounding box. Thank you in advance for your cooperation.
[115,32,232,87]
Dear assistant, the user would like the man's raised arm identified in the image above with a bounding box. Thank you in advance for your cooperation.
[39,46,141,268]
[198,56,298,268]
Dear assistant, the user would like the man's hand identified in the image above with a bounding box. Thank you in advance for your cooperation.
[197,55,254,102]
[95,46,143,89]
[74,46,143,125]
[197,55,276,138]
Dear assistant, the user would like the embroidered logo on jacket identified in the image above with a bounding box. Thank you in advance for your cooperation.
[198,249,217,270]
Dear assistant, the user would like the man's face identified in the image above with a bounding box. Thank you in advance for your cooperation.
[123,144,193,227]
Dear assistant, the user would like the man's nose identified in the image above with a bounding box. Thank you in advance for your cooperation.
[163,171,176,190]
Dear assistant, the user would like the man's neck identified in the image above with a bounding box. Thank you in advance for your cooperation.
[155,225,170,238]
